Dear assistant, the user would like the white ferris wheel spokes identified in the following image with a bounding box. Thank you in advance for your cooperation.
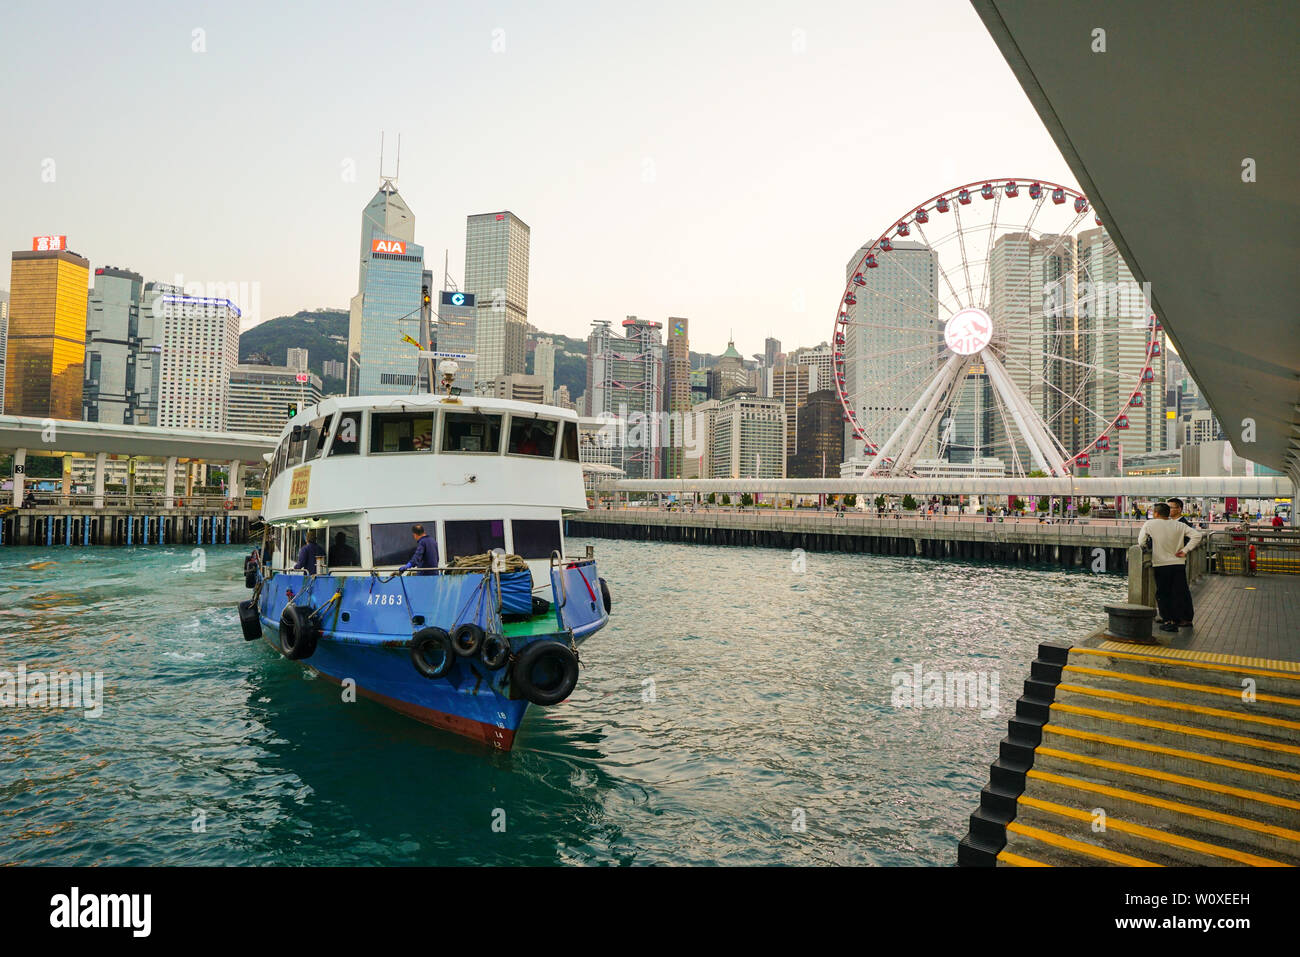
[832,178,1160,479]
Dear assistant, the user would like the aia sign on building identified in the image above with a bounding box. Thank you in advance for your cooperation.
[371,239,406,255]
[32,235,67,251]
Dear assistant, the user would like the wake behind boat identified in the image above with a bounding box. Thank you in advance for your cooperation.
[235,390,611,750]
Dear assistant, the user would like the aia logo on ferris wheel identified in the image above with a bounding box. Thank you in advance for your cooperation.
[944,307,993,356]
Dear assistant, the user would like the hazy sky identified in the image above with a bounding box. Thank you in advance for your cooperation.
[0,0,1076,355]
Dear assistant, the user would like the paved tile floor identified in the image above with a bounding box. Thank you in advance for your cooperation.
[1160,573,1300,663]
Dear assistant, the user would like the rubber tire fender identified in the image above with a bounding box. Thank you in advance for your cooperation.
[479,632,511,671]
[238,599,263,641]
[599,577,612,614]
[451,622,485,657]
[511,640,579,706]
[279,604,321,660]
[411,627,456,679]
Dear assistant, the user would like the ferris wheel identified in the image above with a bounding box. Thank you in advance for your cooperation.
[832,178,1162,478]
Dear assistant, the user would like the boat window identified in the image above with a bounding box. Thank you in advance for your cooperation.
[326,524,362,567]
[444,519,506,560]
[273,434,291,480]
[559,421,580,462]
[442,412,502,454]
[287,425,308,466]
[371,521,439,566]
[329,412,362,456]
[507,417,558,458]
[511,519,562,559]
[304,415,334,462]
[370,412,436,454]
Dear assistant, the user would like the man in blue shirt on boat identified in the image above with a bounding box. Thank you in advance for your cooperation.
[293,530,325,575]
[400,524,437,575]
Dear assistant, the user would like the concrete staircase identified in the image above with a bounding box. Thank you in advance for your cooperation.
[997,646,1300,866]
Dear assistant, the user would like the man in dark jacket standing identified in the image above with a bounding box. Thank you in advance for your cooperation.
[400,524,437,575]
[293,530,325,574]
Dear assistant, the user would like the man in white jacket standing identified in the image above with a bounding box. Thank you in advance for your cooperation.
[1138,502,1203,632]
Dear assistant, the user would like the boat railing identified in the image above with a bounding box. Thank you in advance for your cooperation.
[264,552,597,579]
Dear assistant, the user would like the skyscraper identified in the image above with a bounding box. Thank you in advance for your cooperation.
[788,389,845,478]
[987,231,1078,469]
[533,337,556,402]
[227,364,322,435]
[1076,226,1166,465]
[708,338,747,399]
[152,284,241,432]
[84,266,161,425]
[285,347,308,372]
[586,317,664,480]
[662,317,691,477]
[841,240,938,461]
[0,290,8,413]
[710,395,785,479]
[435,290,477,394]
[348,166,418,395]
[768,362,813,458]
[464,211,529,387]
[5,242,90,420]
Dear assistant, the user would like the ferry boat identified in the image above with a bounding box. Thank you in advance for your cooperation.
[235,388,611,750]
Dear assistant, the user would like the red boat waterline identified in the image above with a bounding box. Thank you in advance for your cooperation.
[261,631,518,750]
[311,668,519,750]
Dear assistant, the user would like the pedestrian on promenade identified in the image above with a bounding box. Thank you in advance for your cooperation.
[1138,503,1202,632]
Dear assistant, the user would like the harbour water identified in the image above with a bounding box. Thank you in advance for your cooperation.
[0,539,1119,866]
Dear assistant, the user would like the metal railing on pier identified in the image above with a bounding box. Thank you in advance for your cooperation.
[1207,527,1300,576]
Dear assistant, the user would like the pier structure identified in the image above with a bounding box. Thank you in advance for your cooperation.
[0,414,275,547]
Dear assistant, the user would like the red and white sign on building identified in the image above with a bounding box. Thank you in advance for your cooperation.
[32,235,67,251]
[371,239,406,255]
[295,373,309,384]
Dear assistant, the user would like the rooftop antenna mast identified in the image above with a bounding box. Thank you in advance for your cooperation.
[378,131,400,192]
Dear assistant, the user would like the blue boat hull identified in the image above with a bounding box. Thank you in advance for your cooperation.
[253,561,609,749]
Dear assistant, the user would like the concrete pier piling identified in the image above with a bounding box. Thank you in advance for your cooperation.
[567,510,1133,573]
[1,509,257,547]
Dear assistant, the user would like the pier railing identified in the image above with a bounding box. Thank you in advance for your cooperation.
[1206,527,1300,576]
[14,491,261,511]
[577,507,1144,542]
[1126,535,1210,606]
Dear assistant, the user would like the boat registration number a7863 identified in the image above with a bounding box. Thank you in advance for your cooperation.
[366,593,404,606]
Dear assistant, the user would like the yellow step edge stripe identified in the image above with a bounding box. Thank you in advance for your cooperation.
[1050,702,1300,756]
[1073,646,1300,682]
[1056,683,1300,733]
[1006,821,1161,867]
[1096,641,1300,674]
[1026,768,1300,844]
[1041,725,1300,783]
[1034,746,1300,811]
[997,849,1052,867]
[1017,794,1288,867]
[1063,665,1300,707]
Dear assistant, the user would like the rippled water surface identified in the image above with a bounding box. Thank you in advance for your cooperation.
[0,539,1120,865]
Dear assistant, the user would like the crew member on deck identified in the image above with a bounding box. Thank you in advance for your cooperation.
[400,524,437,575]
[294,530,325,575]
